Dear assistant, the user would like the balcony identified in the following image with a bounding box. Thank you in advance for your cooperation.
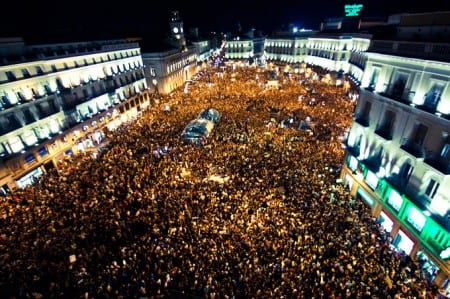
[0,117,22,135]
[385,173,407,195]
[416,102,438,115]
[345,141,360,158]
[36,102,60,119]
[400,139,426,158]
[379,91,412,106]
[374,126,393,140]
[361,154,382,173]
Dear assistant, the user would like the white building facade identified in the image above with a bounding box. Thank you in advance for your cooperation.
[0,38,150,191]
[341,38,450,289]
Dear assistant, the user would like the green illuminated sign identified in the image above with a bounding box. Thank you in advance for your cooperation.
[345,4,363,17]
[440,247,450,260]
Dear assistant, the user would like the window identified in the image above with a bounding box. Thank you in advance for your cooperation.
[400,162,413,185]
[412,123,428,146]
[425,179,439,199]
[441,137,450,161]
[35,66,44,75]
[83,89,90,99]
[0,143,6,157]
[1,94,11,107]
[365,170,379,190]
[368,68,379,90]
[348,155,358,171]
[356,100,371,127]
[23,108,35,124]
[44,84,53,94]
[5,71,16,81]
[423,83,444,111]
[387,190,403,212]
[377,109,395,139]
[361,101,371,118]
[8,114,22,129]
[406,207,426,232]
[25,154,36,163]
[383,110,395,130]
[391,74,407,98]
[17,91,27,101]
[21,68,31,78]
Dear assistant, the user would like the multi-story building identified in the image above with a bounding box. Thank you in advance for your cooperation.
[142,47,198,94]
[141,11,207,94]
[224,36,255,61]
[340,11,450,291]
[263,30,371,83]
[0,37,150,192]
[223,27,265,64]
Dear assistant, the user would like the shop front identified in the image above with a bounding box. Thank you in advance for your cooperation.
[417,250,440,283]
[15,167,45,189]
[392,229,415,255]
[379,210,394,233]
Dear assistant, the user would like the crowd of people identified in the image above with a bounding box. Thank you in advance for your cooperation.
[0,63,447,299]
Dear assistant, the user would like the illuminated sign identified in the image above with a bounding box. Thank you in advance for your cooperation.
[345,4,363,17]
[440,247,450,260]
[348,155,358,171]
[357,187,374,206]
[387,190,403,212]
[406,207,426,232]
[365,170,379,190]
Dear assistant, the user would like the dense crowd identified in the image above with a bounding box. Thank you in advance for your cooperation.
[0,63,447,299]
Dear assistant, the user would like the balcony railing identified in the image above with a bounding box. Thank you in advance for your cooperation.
[361,155,382,173]
[424,156,450,175]
[416,103,438,115]
[385,173,407,195]
[379,86,415,106]
[374,126,393,140]
[400,139,426,158]
[345,141,360,158]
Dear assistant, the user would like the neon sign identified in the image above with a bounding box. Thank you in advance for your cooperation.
[345,4,363,17]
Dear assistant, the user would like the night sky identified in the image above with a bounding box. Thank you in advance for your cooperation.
[1,0,449,42]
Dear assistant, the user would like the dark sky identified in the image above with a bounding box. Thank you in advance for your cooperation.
[1,0,449,42]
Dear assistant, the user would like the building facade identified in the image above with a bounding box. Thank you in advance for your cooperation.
[142,47,198,95]
[340,14,450,290]
[142,11,209,94]
[0,38,150,192]
[263,32,371,83]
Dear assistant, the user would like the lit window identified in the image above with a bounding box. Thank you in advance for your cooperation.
[387,190,403,212]
[25,154,35,163]
[406,207,426,232]
[441,143,450,160]
[365,170,379,190]
[425,179,439,199]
